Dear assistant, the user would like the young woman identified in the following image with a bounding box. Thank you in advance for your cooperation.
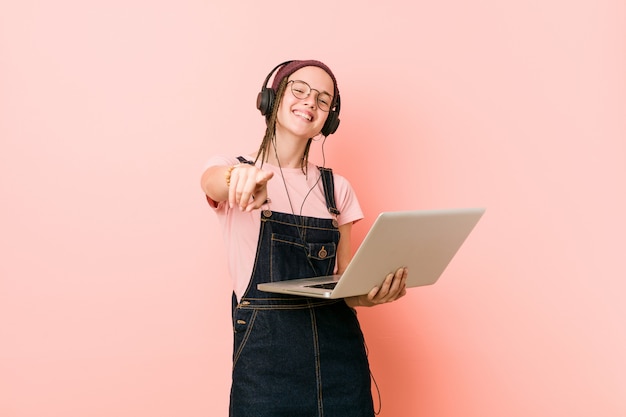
[201,60,407,417]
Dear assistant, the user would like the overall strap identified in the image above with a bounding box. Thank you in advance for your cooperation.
[236,156,255,165]
[318,167,341,215]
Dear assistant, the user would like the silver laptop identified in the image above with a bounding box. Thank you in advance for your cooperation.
[257,208,485,299]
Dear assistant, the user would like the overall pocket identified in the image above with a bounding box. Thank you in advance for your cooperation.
[270,233,337,281]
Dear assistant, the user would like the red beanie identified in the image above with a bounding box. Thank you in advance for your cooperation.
[271,60,338,98]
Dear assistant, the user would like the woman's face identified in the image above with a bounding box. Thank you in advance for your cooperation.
[275,66,334,139]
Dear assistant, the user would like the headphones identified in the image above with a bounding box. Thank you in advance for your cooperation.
[256,60,341,137]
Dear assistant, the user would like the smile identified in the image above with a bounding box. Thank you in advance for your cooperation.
[293,110,312,121]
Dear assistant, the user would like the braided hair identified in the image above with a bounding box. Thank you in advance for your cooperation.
[254,77,313,175]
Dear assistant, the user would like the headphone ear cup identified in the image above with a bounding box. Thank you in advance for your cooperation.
[256,87,275,117]
[321,111,340,136]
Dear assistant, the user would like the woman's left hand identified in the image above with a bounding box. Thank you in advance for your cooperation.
[345,267,408,308]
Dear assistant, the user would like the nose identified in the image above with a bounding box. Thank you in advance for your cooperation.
[302,91,318,108]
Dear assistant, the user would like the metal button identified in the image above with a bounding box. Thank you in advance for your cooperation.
[263,210,272,217]
[318,246,328,259]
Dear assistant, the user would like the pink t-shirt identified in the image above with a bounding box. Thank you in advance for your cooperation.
[204,155,364,301]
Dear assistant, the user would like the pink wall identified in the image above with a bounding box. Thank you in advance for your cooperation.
[1,1,624,416]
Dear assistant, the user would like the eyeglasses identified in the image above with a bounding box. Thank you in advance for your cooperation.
[287,80,334,112]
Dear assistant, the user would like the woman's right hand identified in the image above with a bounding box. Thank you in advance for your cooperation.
[228,164,274,212]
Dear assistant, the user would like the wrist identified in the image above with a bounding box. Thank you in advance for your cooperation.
[346,295,367,308]
[225,164,242,187]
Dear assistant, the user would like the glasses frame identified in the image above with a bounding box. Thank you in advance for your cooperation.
[287,80,334,112]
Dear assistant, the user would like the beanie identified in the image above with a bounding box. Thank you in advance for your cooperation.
[271,60,338,98]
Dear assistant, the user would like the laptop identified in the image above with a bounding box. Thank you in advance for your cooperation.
[257,207,485,299]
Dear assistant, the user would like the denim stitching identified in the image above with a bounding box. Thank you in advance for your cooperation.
[232,308,258,368]
[310,305,324,417]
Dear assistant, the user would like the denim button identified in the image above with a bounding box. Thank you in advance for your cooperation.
[263,210,272,218]
[318,246,328,259]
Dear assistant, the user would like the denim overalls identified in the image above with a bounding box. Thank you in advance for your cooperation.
[229,160,374,417]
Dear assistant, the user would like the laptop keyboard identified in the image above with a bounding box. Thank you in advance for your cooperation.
[306,282,337,290]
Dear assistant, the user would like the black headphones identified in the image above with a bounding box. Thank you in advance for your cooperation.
[256,60,341,137]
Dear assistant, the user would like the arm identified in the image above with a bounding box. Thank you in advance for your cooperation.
[335,223,353,274]
[200,165,233,204]
[200,163,274,211]
[338,222,408,308]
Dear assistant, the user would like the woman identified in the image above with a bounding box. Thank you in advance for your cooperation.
[201,60,407,417]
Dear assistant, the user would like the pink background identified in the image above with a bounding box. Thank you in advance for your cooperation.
[1,1,625,416]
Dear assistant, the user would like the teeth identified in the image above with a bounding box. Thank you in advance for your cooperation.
[294,111,312,121]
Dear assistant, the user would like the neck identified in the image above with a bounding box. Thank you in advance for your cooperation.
[268,131,309,169]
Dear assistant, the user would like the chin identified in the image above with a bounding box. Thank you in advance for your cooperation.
[276,120,320,139]
[289,128,319,139]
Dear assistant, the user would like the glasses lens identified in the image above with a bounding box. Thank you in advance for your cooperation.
[290,81,310,99]
[316,92,333,112]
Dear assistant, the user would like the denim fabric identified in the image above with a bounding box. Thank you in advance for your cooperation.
[318,166,341,215]
[229,208,374,417]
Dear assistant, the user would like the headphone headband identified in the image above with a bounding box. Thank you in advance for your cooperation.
[262,61,293,92]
